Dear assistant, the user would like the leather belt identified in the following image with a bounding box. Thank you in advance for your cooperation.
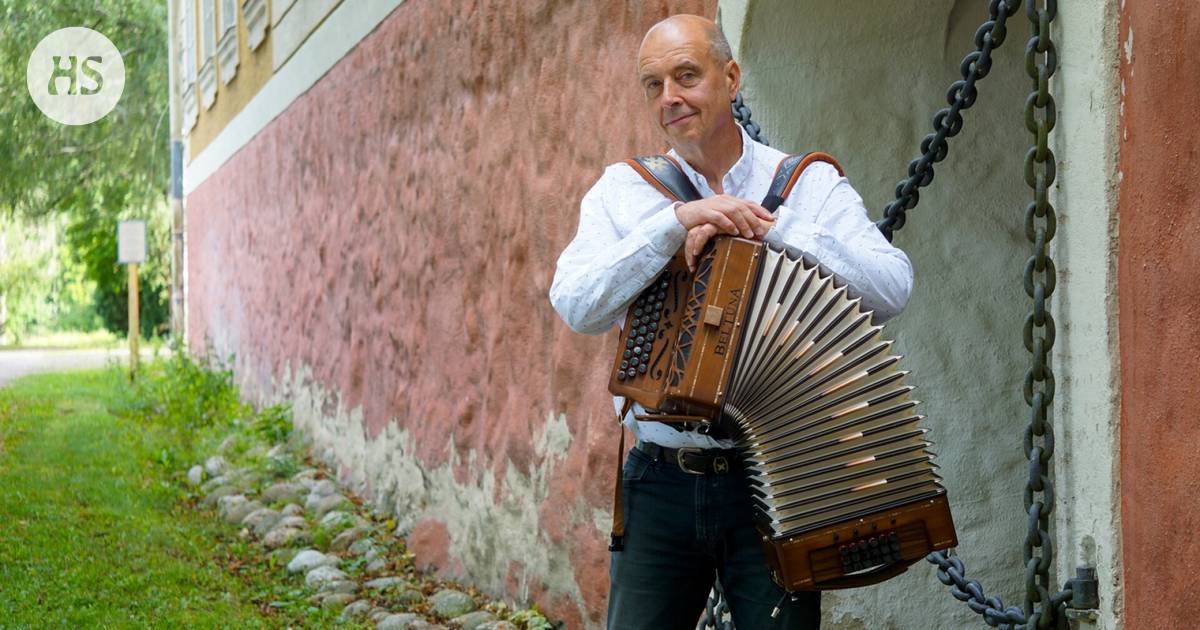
[636,441,741,475]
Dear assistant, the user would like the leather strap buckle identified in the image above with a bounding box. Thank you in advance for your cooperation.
[675,447,705,475]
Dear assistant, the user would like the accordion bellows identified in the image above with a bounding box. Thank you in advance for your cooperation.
[610,237,957,590]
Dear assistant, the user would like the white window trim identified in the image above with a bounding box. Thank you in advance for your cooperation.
[243,0,269,51]
[217,0,239,85]
[198,0,218,108]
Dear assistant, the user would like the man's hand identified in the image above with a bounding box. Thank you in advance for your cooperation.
[677,196,775,271]
[674,195,774,239]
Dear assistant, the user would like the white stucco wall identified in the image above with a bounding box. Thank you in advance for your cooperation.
[718,0,1121,627]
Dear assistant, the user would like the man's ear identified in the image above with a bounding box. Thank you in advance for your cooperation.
[725,59,741,101]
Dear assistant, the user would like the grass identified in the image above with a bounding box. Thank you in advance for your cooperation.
[0,368,361,629]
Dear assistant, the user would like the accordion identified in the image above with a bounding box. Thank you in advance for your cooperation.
[609,229,957,589]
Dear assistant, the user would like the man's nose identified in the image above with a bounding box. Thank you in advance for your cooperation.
[660,79,683,107]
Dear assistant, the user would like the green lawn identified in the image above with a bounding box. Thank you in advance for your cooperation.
[0,370,294,628]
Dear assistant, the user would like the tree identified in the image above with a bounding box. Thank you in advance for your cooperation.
[0,0,170,336]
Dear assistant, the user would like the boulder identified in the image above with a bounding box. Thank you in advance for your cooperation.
[204,455,228,477]
[241,508,282,537]
[186,465,204,486]
[286,549,337,575]
[429,589,476,618]
[304,565,347,588]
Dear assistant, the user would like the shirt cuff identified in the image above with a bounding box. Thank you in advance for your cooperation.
[640,201,688,257]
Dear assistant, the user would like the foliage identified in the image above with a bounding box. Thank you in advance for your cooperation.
[0,0,172,337]
[0,213,104,343]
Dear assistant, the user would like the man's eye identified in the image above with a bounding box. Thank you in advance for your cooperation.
[679,72,696,82]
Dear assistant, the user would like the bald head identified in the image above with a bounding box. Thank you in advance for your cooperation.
[640,15,732,66]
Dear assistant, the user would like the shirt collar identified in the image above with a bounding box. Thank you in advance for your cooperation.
[668,124,755,196]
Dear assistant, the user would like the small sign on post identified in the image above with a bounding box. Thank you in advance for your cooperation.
[118,220,146,380]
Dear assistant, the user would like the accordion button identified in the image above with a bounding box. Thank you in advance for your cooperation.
[629,357,640,367]
[657,291,666,301]
[634,307,644,317]
[632,347,642,356]
[643,343,653,354]
[638,325,647,335]
[623,349,632,359]
[659,278,669,288]
[617,372,626,381]
[638,364,647,374]
[626,368,636,378]
[626,339,635,349]
[636,335,646,345]
[649,322,658,332]
[621,360,629,370]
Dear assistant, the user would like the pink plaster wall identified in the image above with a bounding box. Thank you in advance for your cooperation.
[1118,1,1200,627]
[186,1,713,625]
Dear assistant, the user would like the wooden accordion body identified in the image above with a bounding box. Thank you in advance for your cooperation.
[609,237,958,591]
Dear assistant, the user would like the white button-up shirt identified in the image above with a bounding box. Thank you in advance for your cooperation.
[550,125,913,449]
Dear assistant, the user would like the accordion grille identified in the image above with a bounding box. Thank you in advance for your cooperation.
[723,246,943,540]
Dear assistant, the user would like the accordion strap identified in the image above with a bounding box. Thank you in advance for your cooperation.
[623,155,703,203]
[761,152,844,213]
[609,397,635,552]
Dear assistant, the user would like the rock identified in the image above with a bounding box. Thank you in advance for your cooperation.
[261,481,306,504]
[320,579,359,595]
[391,588,425,606]
[216,494,248,520]
[221,497,263,524]
[310,494,352,520]
[377,613,423,630]
[287,549,336,574]
[479,623,518,630]
[366,557,389,574]
[369,608,393,622]
[451,612,497,630]
[304,564,347,588]
[322,592,356,610]
[281,503,304,517]
[241,508,282,536]
[201,485,238,507]
[275,515,308,530]
[340,599,373,620]
[267,443,286,458]
[349,538,379,556]
[319,510,354,529]
[262,526,310,549]
[310,479,337,498]
[331,526,368,551]
[218,435,238,453]
[429,589,476,618]
[186,465,205,486]
[200,475,228,493]
[364,576,404,590]
[204,455,228,477]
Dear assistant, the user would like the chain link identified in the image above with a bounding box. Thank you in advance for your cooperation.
[1020,0,1060,626]
[732,92,768,146]
[697,580,734,630]
[876,0,1020,241]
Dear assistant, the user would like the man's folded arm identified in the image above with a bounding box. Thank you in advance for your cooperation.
[549,166,687,335]
[764,162,914,323]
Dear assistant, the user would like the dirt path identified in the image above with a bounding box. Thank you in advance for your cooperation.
[0,348,151,387]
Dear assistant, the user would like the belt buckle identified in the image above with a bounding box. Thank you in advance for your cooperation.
[675,447,705,475]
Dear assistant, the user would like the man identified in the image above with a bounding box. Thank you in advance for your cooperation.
[549,14,913,630]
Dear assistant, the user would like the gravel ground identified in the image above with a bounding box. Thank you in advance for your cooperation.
[0,348,153,387]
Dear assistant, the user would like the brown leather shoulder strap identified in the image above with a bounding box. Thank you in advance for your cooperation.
[761,152,845,213]
[622,155,703,203]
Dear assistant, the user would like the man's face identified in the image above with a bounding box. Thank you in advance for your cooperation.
[637,25,738,151]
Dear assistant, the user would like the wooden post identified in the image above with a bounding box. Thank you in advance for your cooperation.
[128,262,139,380]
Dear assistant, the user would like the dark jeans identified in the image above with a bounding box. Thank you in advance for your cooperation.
[607,445,821,630]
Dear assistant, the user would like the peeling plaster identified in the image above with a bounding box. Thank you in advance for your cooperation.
[275,362,590,620]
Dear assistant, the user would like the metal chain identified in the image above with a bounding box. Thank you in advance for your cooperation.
[1020,0,1060,626]
[876,0,1021,241]
[732,92,769,146]
[697,580,734,630]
